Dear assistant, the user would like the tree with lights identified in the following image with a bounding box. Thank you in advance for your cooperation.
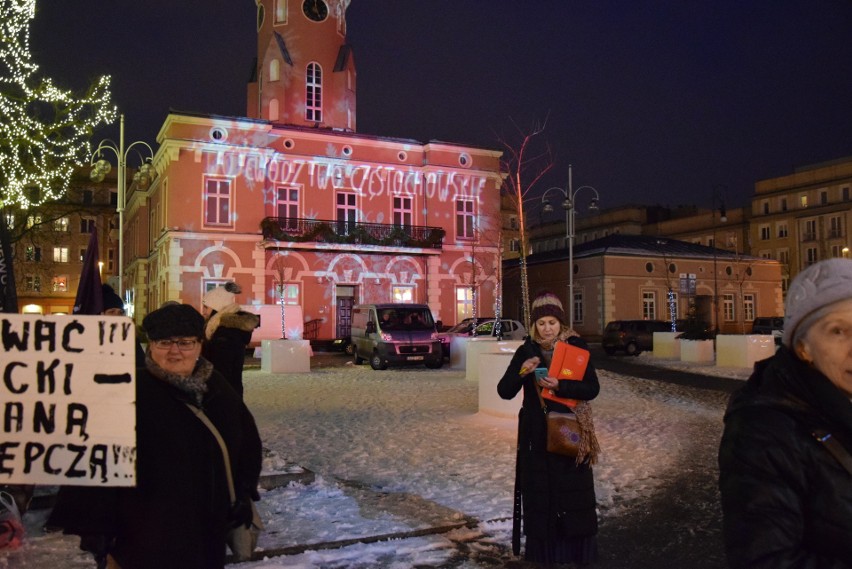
[0,0,115,312]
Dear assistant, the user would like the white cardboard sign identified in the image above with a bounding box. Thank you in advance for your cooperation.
[0,314,136,486]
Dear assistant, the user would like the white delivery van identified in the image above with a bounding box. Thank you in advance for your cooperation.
[350,303,443,370]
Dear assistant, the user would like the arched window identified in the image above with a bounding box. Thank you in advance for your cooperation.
[306,62,322,122]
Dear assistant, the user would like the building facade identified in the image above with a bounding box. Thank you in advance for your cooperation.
[122,0,504,339]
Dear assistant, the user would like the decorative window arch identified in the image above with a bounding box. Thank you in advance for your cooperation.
[306,62,322,122]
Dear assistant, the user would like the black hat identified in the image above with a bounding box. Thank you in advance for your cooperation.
[101,284,124,312]
[142,304,205,340]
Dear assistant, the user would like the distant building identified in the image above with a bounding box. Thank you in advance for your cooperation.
[503,234,783,338]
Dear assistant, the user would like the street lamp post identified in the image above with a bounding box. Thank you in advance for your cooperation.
[89,114,154,298]
[542,165,600,330]
[710,186,728,335]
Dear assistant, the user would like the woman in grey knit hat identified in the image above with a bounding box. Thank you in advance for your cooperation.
[719,258,852,567]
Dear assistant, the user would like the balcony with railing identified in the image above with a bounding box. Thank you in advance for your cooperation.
[260,217,446,250]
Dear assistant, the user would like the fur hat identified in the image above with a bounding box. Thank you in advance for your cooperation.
[101,284,124,312]
[783,258,852,348]
[143,304,205,340]
[531,291,565,324]
[202,282,241,313]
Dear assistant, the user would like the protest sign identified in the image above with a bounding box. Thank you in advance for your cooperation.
[0,314,136,486]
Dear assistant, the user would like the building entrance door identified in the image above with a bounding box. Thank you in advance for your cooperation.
[336,286,356,339]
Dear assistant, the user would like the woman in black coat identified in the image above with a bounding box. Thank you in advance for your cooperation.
[498,292,600,565]
[48,304,263,569]
[201,282,260,399]
[719,258,852,567]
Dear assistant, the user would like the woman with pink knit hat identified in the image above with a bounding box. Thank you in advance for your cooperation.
[498,291,600,566]
[201,282,259,399]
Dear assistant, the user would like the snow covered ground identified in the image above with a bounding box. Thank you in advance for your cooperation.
[3,352,749,568]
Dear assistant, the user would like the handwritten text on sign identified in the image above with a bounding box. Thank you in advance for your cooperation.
[0,315,136,486]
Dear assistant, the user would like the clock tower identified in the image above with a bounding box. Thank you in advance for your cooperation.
[248,0,356,132]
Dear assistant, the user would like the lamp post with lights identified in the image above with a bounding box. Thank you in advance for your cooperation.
[711,186,728,335]
[88,114,154,297]
[541,165,600,330]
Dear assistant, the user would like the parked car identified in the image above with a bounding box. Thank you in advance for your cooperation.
[751,316,784,344]
[602,319,673,356]
[437,318,528,359]
[350,303,443,370]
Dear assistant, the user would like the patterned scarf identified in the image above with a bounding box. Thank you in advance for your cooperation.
[145,352,213,406]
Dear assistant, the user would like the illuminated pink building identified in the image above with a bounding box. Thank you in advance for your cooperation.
[124,0,503,340]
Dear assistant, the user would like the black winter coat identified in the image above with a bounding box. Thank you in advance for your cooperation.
[202,311,260,398]
[497,337,600,545]
[719,346,852,568]
[49,363,263,569]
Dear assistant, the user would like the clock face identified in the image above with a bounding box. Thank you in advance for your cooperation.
[303,0,329,22]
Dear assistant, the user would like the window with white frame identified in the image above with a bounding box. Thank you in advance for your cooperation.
[761,200,769,214]
[778,249,789,265]
[276,283,300,305]
[800,195,808,208]
[509,239,520,252]
[393,196,412,227]
[820,190,828,205]
[832,244,845,258]
[780,198,788,211]
[277,187,300,230]
[392,286,414,303]
[306,62,322,122]
[203,280,230,295]
[805,247,818,266]
[78,248,86,262]
[204,178,232,227]
[25,275,41,292]
[53,247,69,263]
[803,219,817,241]
[25,246,41,262]
[573,289,584,324]
[336,192,357,235]
[759,225,770,240]
[52,275,68,292]
[4,213,14,230]
[777,222,788,238]
[456,199,475,239]
[80,217,95,234]
[54,217,68,232]
[509,216,519,230]
[275,0,287,24]
[455,287,473,322]
[743,293,755,322]
[642,291,656,320]
[723,294,735,321]
[829,216,843,238]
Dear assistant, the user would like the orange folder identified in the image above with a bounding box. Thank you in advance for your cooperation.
[541,341,590,408]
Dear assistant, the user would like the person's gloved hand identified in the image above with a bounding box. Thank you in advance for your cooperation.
[228,498,253,529]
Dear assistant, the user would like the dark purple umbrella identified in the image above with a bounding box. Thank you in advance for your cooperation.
[73,229,104,315]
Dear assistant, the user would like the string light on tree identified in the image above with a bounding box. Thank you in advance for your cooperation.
[0,0,115,210]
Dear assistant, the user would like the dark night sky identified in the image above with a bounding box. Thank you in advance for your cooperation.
[29,1,852,212]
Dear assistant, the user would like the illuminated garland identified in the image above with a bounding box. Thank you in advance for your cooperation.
[0,0,115,209]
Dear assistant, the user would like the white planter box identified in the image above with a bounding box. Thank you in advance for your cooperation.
[680,339,714,363]
[478,352,521,418]
[466,339,523,381]
[449,335,496,370]
[716,334,775,368]
[261,339,311,373]
[653,332,681,359]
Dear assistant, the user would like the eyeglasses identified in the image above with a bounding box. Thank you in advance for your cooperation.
[151,338,199,351]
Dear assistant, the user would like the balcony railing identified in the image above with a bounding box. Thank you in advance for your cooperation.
[260,217,445,250]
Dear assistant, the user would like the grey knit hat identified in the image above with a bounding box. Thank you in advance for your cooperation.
[783,258,852,348]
